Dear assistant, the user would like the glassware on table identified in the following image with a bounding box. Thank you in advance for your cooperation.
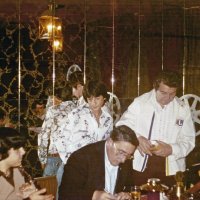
[168,171,185,200]
[140,178,169,200]
[131,186,141,200]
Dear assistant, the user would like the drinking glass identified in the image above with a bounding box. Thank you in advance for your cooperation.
[131,186,141,200]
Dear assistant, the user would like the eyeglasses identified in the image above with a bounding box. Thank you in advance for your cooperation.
[113,142,134,160]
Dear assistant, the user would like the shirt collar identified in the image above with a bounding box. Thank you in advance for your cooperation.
[151,89,168,111]
[105,141,119,170]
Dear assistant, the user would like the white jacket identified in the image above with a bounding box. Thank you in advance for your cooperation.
[116,89,195,175]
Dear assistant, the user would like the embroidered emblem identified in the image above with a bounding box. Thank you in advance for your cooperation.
[176,119,184,126]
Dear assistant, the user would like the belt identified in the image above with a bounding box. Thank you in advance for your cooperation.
[48,153,60,157]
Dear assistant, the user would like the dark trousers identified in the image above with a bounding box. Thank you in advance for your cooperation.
[133,155,175,187]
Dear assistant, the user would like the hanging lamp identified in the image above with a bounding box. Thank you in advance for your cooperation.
[39,0,63,52]
[39,0,62,40]
[52,36,63,52]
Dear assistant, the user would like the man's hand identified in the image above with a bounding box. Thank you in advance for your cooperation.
[92,191,132,200]
[17,182,37,199]
[17,184,54,200]
[137,136,152,156]
[151,141,172,157]
[29,188,54,200]
[115,192,132,200]
[92,190,117,200]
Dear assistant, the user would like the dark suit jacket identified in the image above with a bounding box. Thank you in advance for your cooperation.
[59,141,135,200]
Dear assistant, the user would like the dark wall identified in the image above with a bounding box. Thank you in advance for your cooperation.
[0,0,200,175]
[0,1,200,111]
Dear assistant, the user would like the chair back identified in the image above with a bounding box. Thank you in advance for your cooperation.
[34,175,57,199]
[180,94,200,136]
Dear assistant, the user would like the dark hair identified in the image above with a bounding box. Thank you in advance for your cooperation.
[31,100,46,110]
[9,109,20,125]
[111,125,139,147]
[82,80,109,102]
[0,127,26,160]
[8,109,27,127]
[54,84,73,101]
[68,71,84,88]
[153,70,182,90]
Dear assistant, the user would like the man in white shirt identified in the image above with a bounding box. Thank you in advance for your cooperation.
[116,70,195,186]
[59,125,139,200]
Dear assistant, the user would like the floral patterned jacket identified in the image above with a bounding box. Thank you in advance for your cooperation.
[38,101,76,164]
[60,103,113,164]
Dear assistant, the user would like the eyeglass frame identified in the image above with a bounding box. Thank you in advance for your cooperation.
[113,142,134,160]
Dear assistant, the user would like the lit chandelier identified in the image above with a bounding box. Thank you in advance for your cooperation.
[39,0,63,52]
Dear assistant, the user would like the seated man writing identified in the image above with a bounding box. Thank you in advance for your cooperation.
[59,125,139,200]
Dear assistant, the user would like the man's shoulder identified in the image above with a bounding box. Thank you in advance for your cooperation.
[80,140,105,151]
[72,141,105,157]
[70,104,89,115]
[132,90,154,104]
[62,100,76,107]
[174,96,186,106]
[60,101,76,111]
[173,97,191,112]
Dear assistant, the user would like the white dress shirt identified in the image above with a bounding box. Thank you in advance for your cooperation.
[104,142,118,194]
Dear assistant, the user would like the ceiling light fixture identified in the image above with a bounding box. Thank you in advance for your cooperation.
[39,0,63,52]
[52,36,63,52]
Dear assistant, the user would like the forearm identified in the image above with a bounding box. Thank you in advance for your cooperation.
[170,138,195,159]
[170,106,196,159]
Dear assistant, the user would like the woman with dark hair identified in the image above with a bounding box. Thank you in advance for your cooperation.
[6,109,43,178]
[0,127,53,200]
